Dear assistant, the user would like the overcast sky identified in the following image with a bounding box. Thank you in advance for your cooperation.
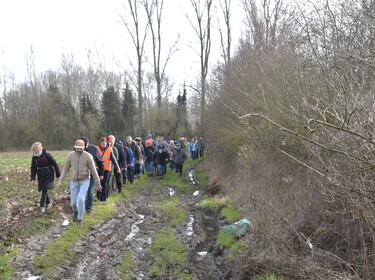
[0,0,246,88]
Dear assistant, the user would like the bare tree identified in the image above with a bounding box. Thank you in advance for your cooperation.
[188,0,213,130]
[218,0,232,66]
[211,0,375,278]
[143,0,178,109]
[119,0,149,130]
[242,0,285,47]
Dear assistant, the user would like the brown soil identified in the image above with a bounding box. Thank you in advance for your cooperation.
[3,166,232,280]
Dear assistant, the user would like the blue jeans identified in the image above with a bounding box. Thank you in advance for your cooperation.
[157,163,166,177]
[169,160,175,170]
[122,168,127,184]
[191,150,198,160]
[70,179,90,221]
[145,161,154,175]
[85,176,95,212]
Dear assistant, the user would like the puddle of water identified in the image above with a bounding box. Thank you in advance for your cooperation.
[197,251,207,257]
[126,215,144,240]
[193,190,199,196]
[197,251,208,260]
[27,277,40,280]
[126,225,140,240]
[169,187,175,196]
[186,215,194,236]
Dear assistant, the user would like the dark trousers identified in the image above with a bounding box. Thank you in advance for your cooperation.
[97,171,111,201]
[85,176,95,212]
[114,171,122,192]
[122,169,127,184]
[135,163,141,177]
[40,190,50,207]
[175,164,183,174]
[127,166,135,184]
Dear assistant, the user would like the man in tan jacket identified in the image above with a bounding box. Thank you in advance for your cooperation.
[57,139,101,225]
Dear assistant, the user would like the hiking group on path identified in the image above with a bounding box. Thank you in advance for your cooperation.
[30,134,205,225]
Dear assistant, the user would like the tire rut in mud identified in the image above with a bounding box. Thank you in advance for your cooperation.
[12,166,231,279]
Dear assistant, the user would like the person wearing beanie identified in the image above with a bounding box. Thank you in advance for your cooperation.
[57,139,101,225]
[80,136,104,214]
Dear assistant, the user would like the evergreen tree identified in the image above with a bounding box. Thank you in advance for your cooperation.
[40,85,78,146]
[122,83,137,136]
[80,93,101,140]
[175,86,189,135]
[81,93,97,116]
[101,85,124,135]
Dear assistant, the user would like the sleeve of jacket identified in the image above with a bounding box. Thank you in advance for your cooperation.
[87,153,100,185]
[46,153,61,178]
[117,144,126,168]
[123,147,130,166]
[30,157,37,181]
[59,153,72,183]
[110,151,120,172]
[95,151,104,176]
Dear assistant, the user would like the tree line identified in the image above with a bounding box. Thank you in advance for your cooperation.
[0,0,374,277]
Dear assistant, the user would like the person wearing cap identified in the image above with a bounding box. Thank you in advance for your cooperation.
[79,136,104,214]
[57,139,101,225]
[172,141,187,178]
[134,137,144,179]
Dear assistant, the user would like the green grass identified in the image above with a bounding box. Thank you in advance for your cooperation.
[17,213,59,239]
[32,161,147,278]
[118,251,133,280]
[33,195,118,277]
[216,231,243,260]
[200,197,230,209]
[193,161,208,186]
[0,248,18,280]
[149,229,190,279]
[0,152,224,279]
[156,197,186,226]
[221,204,241,223]
[0,151,67,175]
[199,195,245,262]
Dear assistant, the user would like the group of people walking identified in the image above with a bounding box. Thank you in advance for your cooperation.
[30,135,204,226]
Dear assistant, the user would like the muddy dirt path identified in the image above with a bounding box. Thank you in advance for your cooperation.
[9,167,231,280]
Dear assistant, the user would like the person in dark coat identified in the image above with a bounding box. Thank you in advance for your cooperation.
[110,135,127,193]
[30,142,61,213]
[172,141,187,178]
[153,142,169,179]
[80,136,104,214]
[144,139,155,176]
